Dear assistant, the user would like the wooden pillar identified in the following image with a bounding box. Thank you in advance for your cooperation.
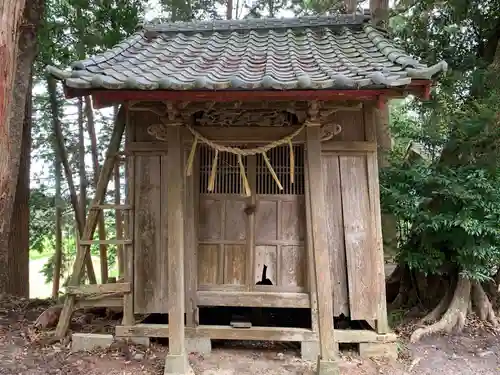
[304,157,319,334]
[246,155,256,288]
[122,107,134,326]
[184,145,197,327]
[305,123,338,374]
[164,126,191,375]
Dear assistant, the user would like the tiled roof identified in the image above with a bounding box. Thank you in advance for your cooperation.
[47,14,447,91]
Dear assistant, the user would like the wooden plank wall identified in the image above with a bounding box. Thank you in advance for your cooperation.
[321,109,382,320]
[339,155,380,320]
[130,111,170,313]
[321,154,349,316]
[126,106,384,320]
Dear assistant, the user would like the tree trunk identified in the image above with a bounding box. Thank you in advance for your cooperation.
[0,0,43,295]
[344,0,357,13]
[52,143,63,299]
[77,98,87,226]
[6,75,32,297]
[85,96,108,283]
[47,77,97,284]
[226,0,233,19]
[368,0,399,262]
[369,0,389,28]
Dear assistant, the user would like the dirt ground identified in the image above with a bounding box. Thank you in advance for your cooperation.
[0,295,499,375]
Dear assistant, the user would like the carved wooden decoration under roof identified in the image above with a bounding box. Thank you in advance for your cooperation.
[128,100,362,127]
[193,108,297,127]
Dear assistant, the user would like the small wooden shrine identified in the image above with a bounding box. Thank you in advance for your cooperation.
[47,11,446,375]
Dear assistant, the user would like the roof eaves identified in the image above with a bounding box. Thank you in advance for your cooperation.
[364,24,448,80]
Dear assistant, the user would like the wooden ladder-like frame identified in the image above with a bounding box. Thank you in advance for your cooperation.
[55,108,134,338]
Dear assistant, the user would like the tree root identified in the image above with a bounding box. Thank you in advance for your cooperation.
[418,280,452,325]
[410,276,500,343]
[471,281,498,325]
[410,276,470,343]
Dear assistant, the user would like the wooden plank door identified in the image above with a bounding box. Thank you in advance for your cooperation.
[197,146,249,290]
[254,145,307,292]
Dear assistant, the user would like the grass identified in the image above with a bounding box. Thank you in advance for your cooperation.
[29,251,119,299]
[30,248,53,261]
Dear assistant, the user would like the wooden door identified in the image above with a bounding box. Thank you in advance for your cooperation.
[197,146,249,289]
[254,146,307,292]
[197,144,307,293]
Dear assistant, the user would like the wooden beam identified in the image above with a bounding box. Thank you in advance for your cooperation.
[166,125,186,356]
[75,297,123,309]
[321,141,377,153]
[77,82,432,107]
[79,239,132,245]
[183,126,307,144]
[115,325,397,343]
[334,329,397,343]
[116,324,317,342]
[305,126,337,362]
[55,106,126,339]
[197,291,310,308]
[89,204,132,210]
[63,80,431,101]
[66,282,131,295]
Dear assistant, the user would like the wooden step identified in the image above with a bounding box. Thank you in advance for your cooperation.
[67,282,131,296]
[89,204,132,210]
[79,239,132,245]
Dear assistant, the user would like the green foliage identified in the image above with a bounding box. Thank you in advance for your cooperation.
[29,0,144,289]
[376,0,500,283]
[381,92,500,281]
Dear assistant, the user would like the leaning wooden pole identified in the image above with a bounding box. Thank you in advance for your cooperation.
[47,76,97,284]
[85,96,109,283]
[55,105,127,338]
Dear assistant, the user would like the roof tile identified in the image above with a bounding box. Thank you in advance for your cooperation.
[48,14,447,91]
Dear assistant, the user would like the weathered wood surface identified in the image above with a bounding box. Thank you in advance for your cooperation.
[166,125,186,356]
[184,147,198,327]
[305,126,337,361]
[196,291,310,307]
[224,244,247,284]
[116,324,396,343]
[133,154,167,313]
[321,153,349,316]
[66,282,130,296]
[304,159,319,333]
[340,155,380,320]
[79,239,132,245]
[122,114,134,326]
[364,103,389,333]
[329,110,366,142]
[55,107,126,338]
[116,324,317,342]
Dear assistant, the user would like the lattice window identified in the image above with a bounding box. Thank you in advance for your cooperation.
[256,145,305,195]
[199,145,248,195]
